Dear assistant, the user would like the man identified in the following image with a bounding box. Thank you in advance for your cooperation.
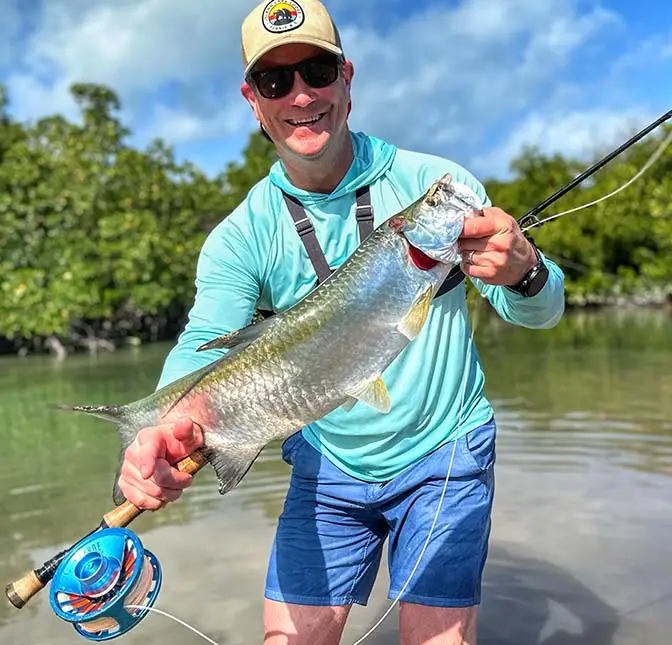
[117,1,565,643]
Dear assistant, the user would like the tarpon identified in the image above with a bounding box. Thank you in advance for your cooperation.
[60,173,484,504]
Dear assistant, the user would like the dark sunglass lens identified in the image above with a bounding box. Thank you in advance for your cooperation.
[303,57,339,88]
[256,69,294,99]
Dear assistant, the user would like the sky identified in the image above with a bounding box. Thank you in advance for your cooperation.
[0,0,670,181]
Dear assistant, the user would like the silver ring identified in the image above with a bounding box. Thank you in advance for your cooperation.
[466,250,475,264]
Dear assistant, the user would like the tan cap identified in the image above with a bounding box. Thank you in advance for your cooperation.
[241,0,343,76]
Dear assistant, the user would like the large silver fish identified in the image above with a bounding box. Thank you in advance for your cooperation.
[61,173,483,504]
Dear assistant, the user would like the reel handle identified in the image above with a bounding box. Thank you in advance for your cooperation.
[5,450,208,609]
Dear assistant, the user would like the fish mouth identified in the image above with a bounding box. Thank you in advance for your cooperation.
[406,237,441,270]
[393,230,439,270]
[398,173,484,266]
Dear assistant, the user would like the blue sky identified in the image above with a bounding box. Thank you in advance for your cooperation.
[0,0,670,181]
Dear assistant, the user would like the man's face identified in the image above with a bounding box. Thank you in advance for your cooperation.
[241,43,354,159]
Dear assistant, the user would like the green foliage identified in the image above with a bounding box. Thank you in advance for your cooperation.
[221,127,278,213]
[0,80,670,355]
[484,125,672,306]
[0,84,273,351]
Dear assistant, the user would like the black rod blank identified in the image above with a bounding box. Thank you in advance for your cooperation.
[518,109,672,229]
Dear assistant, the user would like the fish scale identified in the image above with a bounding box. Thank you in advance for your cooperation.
[59,173,484,503]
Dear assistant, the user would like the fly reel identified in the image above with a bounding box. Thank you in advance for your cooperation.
[49,528,162,641]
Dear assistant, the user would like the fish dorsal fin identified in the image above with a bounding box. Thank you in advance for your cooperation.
[196,316,276,353]
[344,375,391,414]
[397,284,434,340]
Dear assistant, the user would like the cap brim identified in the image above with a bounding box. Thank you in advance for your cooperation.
[244,37,343,76]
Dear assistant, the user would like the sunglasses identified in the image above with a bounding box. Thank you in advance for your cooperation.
[247,52,344,100]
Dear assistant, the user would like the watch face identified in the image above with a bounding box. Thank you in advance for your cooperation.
[527,266,549,296]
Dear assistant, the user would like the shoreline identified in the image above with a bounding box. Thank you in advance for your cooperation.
[2,298,670,359]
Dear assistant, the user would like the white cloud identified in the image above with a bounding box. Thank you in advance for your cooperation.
[4,73,81,123]
[5,0,257,128]
[344,0,620,161]
[146,100,253,144]
[1,0,668,180]
[470,108,657,179]
[21,0,255,90]
[608,28,672,76]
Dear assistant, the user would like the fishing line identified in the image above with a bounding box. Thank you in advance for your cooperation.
[350,443,458,645]
[547,250,668,304]
[125,605,222,645]
[618,588,672,618]
[350,300,478,645]
[59,115,670,645]
[352,116,670,641]
[115,292,476,645]
[522,128,672,232]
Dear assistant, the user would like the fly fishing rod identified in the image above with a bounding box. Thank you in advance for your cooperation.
[4,107,671,640]
[517,107,672,229]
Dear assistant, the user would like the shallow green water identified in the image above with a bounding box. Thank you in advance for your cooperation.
[0,308,671,644]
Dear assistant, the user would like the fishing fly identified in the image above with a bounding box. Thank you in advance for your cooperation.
[4,108,671,645]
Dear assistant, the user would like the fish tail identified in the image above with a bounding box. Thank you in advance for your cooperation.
[53,403,138,505]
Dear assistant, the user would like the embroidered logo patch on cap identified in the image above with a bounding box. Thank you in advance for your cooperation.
[262,1,305,33]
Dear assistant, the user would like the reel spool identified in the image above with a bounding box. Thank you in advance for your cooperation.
[49,528,162,641]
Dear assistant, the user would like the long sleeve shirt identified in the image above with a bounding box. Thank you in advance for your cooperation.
[156,131,565,481]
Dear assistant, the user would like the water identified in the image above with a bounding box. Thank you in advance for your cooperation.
[0,308,671,645]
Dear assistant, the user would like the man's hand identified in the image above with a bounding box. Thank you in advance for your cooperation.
[117,418,204,510]
[458,207,538,285]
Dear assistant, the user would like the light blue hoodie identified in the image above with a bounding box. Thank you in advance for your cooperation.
[157,131,565,482]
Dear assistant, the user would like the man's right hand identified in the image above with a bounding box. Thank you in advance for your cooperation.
[117,418,204,510]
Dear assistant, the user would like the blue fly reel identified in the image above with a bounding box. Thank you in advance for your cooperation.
[49,528,162,641]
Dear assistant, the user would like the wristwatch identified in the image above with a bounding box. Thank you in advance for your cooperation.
[506,245,549,297]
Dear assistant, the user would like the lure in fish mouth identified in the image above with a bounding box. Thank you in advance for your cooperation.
[391,173,484,266]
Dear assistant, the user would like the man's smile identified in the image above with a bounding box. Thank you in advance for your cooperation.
[286,112,328,127]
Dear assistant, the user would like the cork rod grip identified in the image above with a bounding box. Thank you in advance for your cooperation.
[102,451,208,527]
[5,450,208,609]
[5,572,44,609]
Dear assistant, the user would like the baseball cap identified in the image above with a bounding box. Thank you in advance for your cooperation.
[241,0,344,76]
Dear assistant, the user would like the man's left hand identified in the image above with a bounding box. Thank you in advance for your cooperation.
[458,207,537,286]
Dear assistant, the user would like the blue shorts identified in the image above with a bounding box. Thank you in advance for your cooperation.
[265,417,496,608]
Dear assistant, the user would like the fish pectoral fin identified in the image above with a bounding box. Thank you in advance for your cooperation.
[397,284,434,340]
[196,316,277,353]
[201,443,264,496]
[344,376,391,414]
